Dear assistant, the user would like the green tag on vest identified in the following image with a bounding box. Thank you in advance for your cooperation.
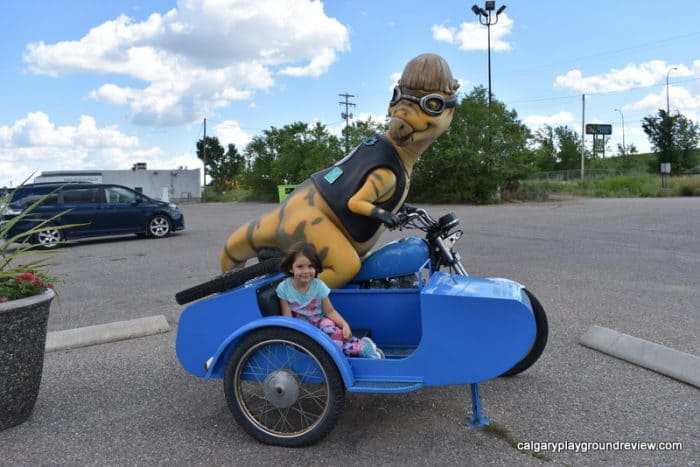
[324,166,343,183]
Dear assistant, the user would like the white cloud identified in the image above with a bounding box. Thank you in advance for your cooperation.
[23,0,350,127]
[555,60,693,94]
[625,85,700,113]
[0,113,163,188]
[0,112,138,149]
[215,120,253,149]
[432,14,513,52]
[524,111,575,129]
[388,72,401,92]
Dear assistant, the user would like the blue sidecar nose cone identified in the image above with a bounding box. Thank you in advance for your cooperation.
[418,272,537,384]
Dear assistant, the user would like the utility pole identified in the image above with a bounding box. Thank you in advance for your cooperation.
[339,93,356,155]
[581,94,585,180]
[202,117,207,202]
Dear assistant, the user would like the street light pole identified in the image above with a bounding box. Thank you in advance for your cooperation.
[666,66,677,114]
[472,1,506,108]
[614,108,625,157]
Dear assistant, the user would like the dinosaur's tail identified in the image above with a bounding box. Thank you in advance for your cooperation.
[219,222,258,272]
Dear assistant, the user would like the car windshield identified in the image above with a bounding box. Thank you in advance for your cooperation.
[10,186,57,202]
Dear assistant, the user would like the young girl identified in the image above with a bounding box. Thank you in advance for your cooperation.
[276,242,384,359]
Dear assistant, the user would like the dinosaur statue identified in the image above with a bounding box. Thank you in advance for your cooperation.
[220,53,460,288]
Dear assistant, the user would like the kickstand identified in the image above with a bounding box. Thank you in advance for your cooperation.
[466,383,491,428]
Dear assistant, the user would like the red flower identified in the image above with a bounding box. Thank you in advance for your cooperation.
[47,283,54,289]
[15,272,37,284]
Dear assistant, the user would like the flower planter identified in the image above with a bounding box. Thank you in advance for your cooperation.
[0,289,55,431]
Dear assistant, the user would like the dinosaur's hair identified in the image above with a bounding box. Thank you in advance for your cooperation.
[398,53,460,95]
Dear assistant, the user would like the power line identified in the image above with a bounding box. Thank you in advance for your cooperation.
[502,30,700,76]
[509,75,700,106]
[338,92,356,155]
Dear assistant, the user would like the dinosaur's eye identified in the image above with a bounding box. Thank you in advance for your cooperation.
[424,97,443,112]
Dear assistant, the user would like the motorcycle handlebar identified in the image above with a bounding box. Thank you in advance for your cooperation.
[401,203,419,214]
[395,207,433,230]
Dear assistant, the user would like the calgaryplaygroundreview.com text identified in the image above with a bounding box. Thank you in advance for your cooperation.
[517,440,683,454]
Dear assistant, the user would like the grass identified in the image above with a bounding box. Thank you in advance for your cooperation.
[509,174,700,201]
[202,187,255,202]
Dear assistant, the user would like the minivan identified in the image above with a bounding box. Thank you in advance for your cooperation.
[1,182,185,247]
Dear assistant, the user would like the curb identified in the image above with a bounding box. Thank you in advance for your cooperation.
[580,325,700,388]
[46,315,171,353]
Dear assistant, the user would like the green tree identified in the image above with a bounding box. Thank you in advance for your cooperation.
[196,136,224,188]
[196,137,245,190]
[243,122,343,199]
[554,126,584,170]
[410,86,533,203]
[531,125,558,172]
[530,124,588,172]
[642,110,700,173]
[341,117,388,155]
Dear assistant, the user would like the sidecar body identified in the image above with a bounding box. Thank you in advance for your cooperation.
[176,258,537,393]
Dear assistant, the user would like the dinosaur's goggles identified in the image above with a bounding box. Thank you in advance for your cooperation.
[390,86,457,116]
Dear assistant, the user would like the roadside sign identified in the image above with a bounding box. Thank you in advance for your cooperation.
[593,138,605,154]
[585,124,612,135]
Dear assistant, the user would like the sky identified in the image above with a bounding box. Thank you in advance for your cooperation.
[2,0,700,188]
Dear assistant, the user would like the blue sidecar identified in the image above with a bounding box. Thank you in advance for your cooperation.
[175,207,548,447]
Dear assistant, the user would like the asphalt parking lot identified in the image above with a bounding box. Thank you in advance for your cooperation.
[1,197,698,465]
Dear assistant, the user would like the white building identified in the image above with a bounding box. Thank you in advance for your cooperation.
[34,163,201,202]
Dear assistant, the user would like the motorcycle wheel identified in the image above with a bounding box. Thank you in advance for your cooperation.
[224,328,345,447]
[500,289,548,377]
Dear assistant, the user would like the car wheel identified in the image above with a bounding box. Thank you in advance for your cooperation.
[33,224,63,249]
[147,215,171,238]
[224,328,345,447]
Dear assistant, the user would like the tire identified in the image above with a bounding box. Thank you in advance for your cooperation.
[500,289,549,377]
[147,214,171,238]
[224,328,345,447]
[175,257,281,305]
[32,224,64,249]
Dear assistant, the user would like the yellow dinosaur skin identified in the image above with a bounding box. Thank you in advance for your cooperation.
[220,54,458,288]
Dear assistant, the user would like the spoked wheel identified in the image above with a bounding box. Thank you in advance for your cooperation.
[148,215,171,238]
[224,328,345,447]
[33,224,63,249]
[500,289,549,377]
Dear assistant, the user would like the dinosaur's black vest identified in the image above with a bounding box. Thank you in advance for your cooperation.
[311,134,407,243]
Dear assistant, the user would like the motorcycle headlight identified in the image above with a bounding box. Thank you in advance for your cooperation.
[438,213,459,231]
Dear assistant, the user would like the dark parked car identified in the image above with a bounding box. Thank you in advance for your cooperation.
[1,182,185,247]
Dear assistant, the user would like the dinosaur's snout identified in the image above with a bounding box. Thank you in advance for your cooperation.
[388,116,414,146]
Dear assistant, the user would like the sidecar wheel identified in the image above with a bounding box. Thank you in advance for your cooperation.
[500,289,548,377]
[224,328,345,447]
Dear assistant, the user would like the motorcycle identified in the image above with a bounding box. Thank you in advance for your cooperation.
[175,205,548,447]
